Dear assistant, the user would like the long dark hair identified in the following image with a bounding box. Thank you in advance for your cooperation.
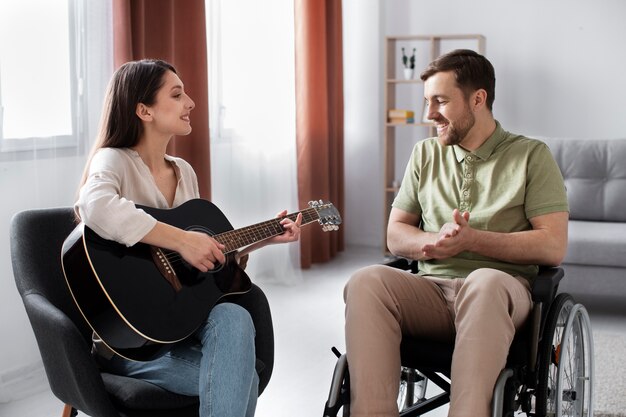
[420,49,496,111]
[78,59,176,190]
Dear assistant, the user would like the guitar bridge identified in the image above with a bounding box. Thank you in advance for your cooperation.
[150,246,183,292]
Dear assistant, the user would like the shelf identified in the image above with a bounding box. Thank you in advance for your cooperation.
[386,79,423,84]
[386,122,432,127]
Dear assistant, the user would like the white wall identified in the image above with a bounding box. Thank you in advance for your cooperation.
[342,0,385,250]
[0,3,112,402]
[343,0,626,249]
[2,0,626,403]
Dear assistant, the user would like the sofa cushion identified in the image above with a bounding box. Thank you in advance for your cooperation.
[565,220,626,268]
[541,138,626,222]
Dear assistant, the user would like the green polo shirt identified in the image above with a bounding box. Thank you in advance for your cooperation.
[392,121,569,281]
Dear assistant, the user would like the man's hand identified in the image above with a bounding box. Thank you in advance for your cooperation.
[422,209,473,259]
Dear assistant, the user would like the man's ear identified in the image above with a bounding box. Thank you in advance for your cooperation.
[472,89,488,111]
[136,103,152,121]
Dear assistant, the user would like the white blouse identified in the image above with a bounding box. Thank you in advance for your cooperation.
[75,147,200,246]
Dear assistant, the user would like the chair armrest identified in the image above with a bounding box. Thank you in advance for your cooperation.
[22,293,119,417]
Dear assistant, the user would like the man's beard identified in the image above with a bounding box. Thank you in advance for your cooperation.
[436,108,475,147]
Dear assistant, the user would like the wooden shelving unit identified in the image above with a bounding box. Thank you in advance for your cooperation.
[383,34,486,254]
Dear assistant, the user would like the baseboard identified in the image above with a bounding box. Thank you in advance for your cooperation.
[0,360,49,403]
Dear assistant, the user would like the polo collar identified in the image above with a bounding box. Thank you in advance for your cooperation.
[452,120,506,163]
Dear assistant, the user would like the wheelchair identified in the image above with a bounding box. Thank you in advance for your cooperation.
[324,259,594,417]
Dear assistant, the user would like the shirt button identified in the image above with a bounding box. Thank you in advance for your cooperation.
[463,190,469,196]
[466,156,473,162]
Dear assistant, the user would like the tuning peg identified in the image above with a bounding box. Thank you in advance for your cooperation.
[321,224,340,232]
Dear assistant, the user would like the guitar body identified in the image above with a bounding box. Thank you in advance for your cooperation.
[62,199,251,361]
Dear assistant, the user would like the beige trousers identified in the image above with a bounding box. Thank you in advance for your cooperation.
[343,265,532,417]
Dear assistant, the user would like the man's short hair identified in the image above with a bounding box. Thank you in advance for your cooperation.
[420,49,496,111]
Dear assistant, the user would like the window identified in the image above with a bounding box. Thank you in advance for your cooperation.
[0,0,85,156]
[204,0,301,284]
[205,0,295,145]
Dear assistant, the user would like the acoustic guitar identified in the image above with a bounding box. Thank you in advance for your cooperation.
[61,198,341,361]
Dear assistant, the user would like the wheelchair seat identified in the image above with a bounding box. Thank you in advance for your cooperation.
[324,259,594,417]
[395,259,564,372]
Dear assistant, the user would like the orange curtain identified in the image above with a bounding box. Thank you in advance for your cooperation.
[294,0,345,268]
[113,0,211,199]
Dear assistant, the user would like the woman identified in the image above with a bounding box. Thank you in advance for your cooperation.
[75,59,301,417]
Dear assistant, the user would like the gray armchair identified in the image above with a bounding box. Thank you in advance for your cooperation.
[10,207,274,417]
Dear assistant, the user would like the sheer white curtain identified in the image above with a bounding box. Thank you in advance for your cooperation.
[206,0,302,284]
[0,0,112,402]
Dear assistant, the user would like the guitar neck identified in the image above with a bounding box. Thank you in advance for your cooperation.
[214,207,320,254]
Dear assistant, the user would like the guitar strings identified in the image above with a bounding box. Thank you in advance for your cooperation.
[161,208,324,265]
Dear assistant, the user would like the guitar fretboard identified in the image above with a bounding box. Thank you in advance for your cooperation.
[215,207,320,254]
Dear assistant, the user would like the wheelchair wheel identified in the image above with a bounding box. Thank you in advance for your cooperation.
[536,293,594,417]
[397,367,428,411]
[501,372,524,417]
[324,352,350,417]
[325,359,431,416]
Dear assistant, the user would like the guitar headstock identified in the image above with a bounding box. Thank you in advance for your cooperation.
[308,200,342,232]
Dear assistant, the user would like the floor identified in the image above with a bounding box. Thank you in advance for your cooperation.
[1,245,624,417]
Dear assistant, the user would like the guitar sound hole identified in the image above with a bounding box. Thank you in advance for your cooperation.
[181,225,224,278]
[209,261,223,273]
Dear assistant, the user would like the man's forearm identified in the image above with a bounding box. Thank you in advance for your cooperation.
[469,228,565,266]
[387,222,437,260]
[389,210,568,266]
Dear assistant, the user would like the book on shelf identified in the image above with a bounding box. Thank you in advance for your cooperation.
[388,109,415,119]
[389,117,415,124]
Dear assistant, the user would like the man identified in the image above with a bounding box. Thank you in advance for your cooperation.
[343,49,569,417]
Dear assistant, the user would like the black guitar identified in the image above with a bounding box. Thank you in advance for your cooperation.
[61,199,341,361]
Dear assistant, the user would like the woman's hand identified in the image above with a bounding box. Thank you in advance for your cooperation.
[178,230,226,272]
[234,210,302,269]
[267,210,302,244]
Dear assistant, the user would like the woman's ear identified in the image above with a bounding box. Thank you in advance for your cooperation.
[136,103,152,121]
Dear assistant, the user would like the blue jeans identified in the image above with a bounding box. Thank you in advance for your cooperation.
[104,303,259,417]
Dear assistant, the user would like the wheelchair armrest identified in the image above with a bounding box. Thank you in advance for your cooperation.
[531,266,564,306]
[384,257,419,273]
[385,260,564,304]
[22,293,119,417]
[527,266,564,369]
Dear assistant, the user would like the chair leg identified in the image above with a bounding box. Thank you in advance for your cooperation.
[62,404,77,417]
